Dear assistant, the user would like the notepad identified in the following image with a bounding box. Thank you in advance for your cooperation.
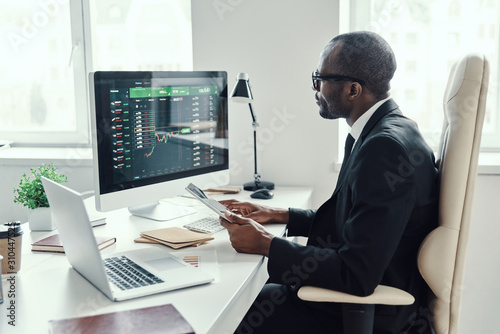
[32,234,116,253]
[138,227,214,249]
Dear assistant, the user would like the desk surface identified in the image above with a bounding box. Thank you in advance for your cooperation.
[1,186,312,334]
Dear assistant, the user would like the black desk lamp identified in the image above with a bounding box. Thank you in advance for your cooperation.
[230,73,275,191]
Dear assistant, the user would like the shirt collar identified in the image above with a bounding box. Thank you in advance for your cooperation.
[350,96,391,140]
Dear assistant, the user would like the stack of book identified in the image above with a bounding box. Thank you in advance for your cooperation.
[135,227,214,249]
[32,234,116,253]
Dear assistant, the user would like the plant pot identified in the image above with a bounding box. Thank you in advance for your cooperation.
[28,207,56,231]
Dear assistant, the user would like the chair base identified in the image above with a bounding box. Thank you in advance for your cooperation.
[342,303,375,334]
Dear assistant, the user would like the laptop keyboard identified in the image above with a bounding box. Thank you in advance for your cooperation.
[103,256,164,290]
[183,216,225,234]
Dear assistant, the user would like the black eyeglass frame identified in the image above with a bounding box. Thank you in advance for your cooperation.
[312,71,365,90]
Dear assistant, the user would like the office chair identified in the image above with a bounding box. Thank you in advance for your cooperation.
[297,53,490,334]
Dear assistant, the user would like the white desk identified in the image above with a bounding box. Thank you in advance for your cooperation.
[1,186,312,334]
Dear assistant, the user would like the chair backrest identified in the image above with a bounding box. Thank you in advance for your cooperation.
[417,54,489,334]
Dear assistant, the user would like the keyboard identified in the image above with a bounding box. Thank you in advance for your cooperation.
[103,256,164,290]
[183,216,225,234]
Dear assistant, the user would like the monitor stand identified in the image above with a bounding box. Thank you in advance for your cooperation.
[128,201,196,221]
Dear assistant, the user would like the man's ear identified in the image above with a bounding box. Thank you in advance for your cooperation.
[348,82,363,100]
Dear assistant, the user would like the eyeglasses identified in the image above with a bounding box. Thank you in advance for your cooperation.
[312,71,365,90]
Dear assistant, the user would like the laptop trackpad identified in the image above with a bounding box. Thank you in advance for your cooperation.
[145,257,186,272]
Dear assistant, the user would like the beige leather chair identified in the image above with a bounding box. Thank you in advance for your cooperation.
[298,53,490,334]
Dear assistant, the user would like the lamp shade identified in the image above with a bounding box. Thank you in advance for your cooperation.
[230,73,253,103]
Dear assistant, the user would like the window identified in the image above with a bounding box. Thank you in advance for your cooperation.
[350,0,500,150]
[0,0,192,146]
[88,0,192,72]
[0,1,81,145]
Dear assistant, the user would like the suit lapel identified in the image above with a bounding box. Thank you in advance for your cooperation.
[331,99,401,197]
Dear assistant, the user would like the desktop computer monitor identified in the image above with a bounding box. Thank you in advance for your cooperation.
[89,71,229,221]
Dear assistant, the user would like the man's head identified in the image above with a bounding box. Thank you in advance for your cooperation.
[314,31,396,125]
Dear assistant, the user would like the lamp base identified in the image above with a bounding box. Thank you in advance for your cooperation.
[243,180,275,191]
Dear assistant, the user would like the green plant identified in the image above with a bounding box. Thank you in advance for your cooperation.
[13,163,67,210]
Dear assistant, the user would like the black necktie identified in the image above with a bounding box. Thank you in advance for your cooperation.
[344,133,355,162]
[340,134,355,171]
[333,133,356,195]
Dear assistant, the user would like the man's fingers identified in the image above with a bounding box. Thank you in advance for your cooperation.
[219,199,240,207]
[220,216,233,229]
[224,210,239,223]
[220,201,249,213]
[224,210,251,225]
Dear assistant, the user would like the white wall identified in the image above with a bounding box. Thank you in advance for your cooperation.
[191,0,341,207]
[459,174,500,334]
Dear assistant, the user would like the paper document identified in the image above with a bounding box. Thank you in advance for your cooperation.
[174,248,220,283]
[185,183,230,221]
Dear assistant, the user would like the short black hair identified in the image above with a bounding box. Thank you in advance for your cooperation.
[327,31,396,99]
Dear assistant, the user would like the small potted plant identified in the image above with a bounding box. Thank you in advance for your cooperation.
[13,163,67,231]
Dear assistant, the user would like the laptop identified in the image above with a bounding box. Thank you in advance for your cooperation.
[41,177,214,301]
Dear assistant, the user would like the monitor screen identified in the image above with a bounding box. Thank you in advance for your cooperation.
[90,71,229,220]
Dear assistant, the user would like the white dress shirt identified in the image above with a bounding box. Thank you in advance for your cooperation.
[349,96,391,150]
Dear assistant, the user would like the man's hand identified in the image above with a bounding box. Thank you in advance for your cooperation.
[219,199,289,224]
[220,210,275,257]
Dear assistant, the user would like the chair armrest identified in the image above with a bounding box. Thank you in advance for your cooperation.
[297,285,415,305]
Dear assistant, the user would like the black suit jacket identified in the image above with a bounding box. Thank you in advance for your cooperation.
[267,99,439,333]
